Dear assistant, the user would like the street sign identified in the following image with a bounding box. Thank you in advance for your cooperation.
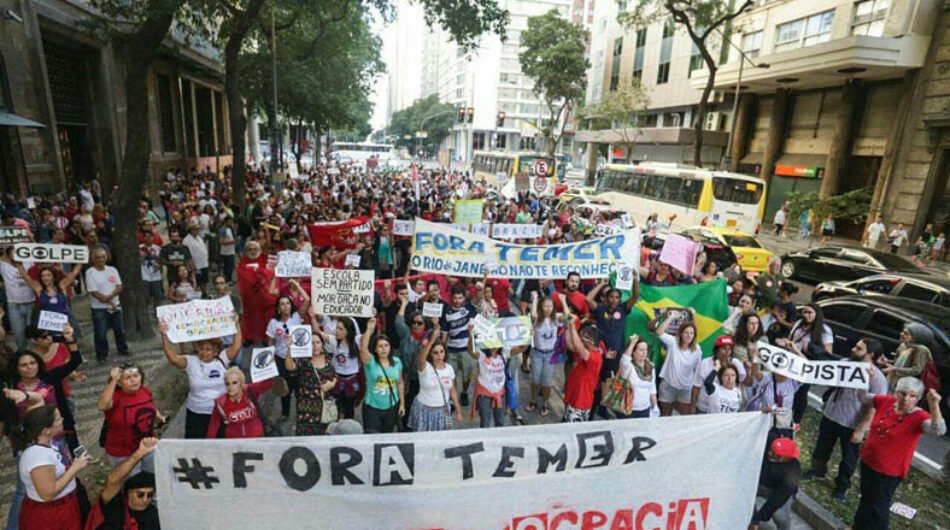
[534,159,549,177]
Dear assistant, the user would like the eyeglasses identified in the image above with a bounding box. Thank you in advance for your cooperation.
[411,320,425,325]
[133,491,155,500]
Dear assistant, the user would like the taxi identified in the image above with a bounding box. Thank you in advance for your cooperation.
[681,225,773,272]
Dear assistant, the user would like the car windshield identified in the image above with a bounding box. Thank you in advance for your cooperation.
[722,234,761,248]
[869,252,920,271]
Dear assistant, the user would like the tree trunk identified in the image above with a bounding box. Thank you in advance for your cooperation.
[693,65,716,167]
[114,8,177,341]
[226,0,267,220]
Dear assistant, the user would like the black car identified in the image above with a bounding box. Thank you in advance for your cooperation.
[812,273,950,308]
[646,231,738,271]
[780,245,924,283]
[815,295,949,416]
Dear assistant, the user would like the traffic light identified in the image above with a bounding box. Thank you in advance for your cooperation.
[466,107,474,124]
[457,107,466,123]
[496,112,506,128]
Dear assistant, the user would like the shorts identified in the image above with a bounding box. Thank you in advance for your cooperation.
[530,349,555,386]
[821,228,833,237]
[448,350,473,382]
[657,379,692,404]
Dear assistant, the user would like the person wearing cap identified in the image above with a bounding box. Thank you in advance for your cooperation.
[85,437,160,529]
[691,335,747,414]
[750,437,801,530]
[182,221,209,288]
[802,338,888,501]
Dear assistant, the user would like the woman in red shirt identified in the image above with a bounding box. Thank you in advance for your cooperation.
[561,315,604,423]
[237,240,277,344]
[207,367,274,438]
[851,376,945,529]
[97,363,163,472]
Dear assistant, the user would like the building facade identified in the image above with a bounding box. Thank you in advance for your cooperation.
[0,0,232,198]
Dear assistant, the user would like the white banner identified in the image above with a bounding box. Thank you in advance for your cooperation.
[756,340,870,389]
[411,219,640,279]
[274,251,312,278]
[155,413,769,529]
[492,223,543,239]
[311,268,375,317]
[156,296,235,343]
[13,243,89,264]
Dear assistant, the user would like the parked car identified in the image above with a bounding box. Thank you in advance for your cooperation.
[681,226,773,273]
[780,245,923,283]
[813,273,950,308]
[815,295,950,418]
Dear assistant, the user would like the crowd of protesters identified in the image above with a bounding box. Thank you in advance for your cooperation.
[0,159,945,530]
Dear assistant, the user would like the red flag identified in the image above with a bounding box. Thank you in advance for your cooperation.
[307,216,372,249]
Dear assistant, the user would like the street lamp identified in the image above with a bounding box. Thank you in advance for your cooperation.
[719,29,769,170]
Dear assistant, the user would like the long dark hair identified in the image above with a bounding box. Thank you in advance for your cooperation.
[797,303,829,346]
[10,405,57,453]
[273,295,297,320]
[370,333,394,365]
[13,351,47,382]
[734,312,763,345]
[336,317,358,358]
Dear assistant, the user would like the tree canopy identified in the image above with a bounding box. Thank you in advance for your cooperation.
[580,82,650,155]
[387,95,457,155]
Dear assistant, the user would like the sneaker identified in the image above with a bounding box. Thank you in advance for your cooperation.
[832,489,848,502]
[459,393,469,407]
[800,470,821,482]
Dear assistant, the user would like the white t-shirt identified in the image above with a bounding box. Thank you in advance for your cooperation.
[85,266,122,310]
[619,355,656,411]
[889,229,908,247]
[0,261,35,304]
[657,333,703,391]
[706,384,744,414]
[789,322,834,354]
[692,357,746,413]
[476,350,507,394]
[533,319,558,352]
[140,244,163,282]
[218,227,236,256]
[185,352,229,414]
[183,234,209,269]
[773,209,787,225]
[19,444,75,501]
[867,222,886,242]
[266,313,304,359]
[416,362,456,408]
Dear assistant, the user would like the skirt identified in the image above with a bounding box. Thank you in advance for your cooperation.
[19,491,81,530]
[408,400,448,432]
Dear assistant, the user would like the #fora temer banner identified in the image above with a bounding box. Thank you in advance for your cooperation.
[410,219,641,279]
[155,412,769,530]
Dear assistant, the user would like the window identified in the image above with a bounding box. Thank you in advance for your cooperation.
[840,249,873,265]
[742,31,763,58]
[897,283,940,304]
[865,311,907,339]
[662,18,675,39]
[852,0,889,36]
[712,177,764,204]
[656,62,670,84]
[775,10,835,52]
[610,37,623,91]
[688,47,704,77]
[661,176,683,202]
[812,247,842,258]
[636,27,648,48]
[821,302,867,326]
[722,234,762,248]
[633,28,647,81]
[657,19,674,85]
[682,180,703,206]
[853,278,897,294]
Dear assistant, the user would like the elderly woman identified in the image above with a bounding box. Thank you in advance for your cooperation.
[851,376,945,529]
[206,367,274,438]
[159,313,241,438]
[237,240,278,345]
[883,323,934,391]
[96,363,163,473]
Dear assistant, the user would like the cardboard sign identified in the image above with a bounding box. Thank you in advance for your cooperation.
[0,226,29,247]
[156,296,236,344]
[250,347,279,382]
[453,199,484,224]
[13,243,89,264]
[392,220,415,237]
[37,310,68,332]
[275,251,312,277]
[473,315,533,349]
[311,268,375,317]
[422,302,444,319]
[288,325,313,358]
[659,233,699,276]
[345,254,361,268]
[756,340,871,389]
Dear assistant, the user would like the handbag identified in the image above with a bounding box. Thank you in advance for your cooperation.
[601,374,635,415]
[431,363,454,430]
[916,348,942,394]
[320,386,339,424]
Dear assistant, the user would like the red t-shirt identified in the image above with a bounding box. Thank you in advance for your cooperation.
[488,279,511,311]
[104,387,156,457]
[44,343,72,397]
[563,347,603,410]
[861,394,931,477]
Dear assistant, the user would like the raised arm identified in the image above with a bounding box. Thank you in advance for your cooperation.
[529,291,539,322]
[624,279,640,311]
[466,323,479,360]
[289,279,310,316]
[417,319,441,372]
[585,279,606,310]
[567,320,590,361]
[224,312,242,360]
[97,367,121,412]
[42,324,82,381]
[159,324,188,369]
[59,264,83,292]
[358,310,376,364]
[99,438,157,504]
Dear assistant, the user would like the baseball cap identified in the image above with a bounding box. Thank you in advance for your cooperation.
[770,437,799,458]
[714,335,734,347]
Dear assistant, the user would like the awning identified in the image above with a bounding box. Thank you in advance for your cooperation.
[0,112,45,128]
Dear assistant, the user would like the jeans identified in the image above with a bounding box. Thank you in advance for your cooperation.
[7,301,33,352]
[4,457,24,530]
[219,254,235,282]
[853,462,902,530]
[476,395,505,428]
[91,308,129,359]
[811,416,859,492]
[362,403,399,433]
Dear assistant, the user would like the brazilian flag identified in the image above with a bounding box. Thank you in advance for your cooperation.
[614,277,730,367]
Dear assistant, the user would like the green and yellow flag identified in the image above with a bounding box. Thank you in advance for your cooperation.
[615,278,730,367]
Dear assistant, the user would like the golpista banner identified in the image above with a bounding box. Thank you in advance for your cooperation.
[155,412,769,529]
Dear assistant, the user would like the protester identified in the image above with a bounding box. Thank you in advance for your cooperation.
[166,264,199,303]
[84,438,159,530]
[750,437,801,530]
[265,280,310,419]
[617,335,657,418]
[86,248,129,362]
[525,292,564,416]
[359,314,404,433]
[284,328,337,435]
[781,302,834,425]
[561,313,603,423]
[410,320,462,431]
[20,263,83,329]
[236,240,277,345]
[440,285,477,407]
[883,323,934,390]
[650,307,702,416]
[97,363,162,473]
[692,335,746,414]
[756,258,784,311]
[1,248,36,351]
[466,324,507,428]
[207,367,274,438]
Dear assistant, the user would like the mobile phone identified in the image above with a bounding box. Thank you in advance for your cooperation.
[73,445,86,459]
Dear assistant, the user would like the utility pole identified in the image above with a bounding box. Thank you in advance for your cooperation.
[270,8,280,178]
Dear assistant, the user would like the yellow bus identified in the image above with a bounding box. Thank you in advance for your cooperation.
[595,162,767,234]
[472,151,558,195]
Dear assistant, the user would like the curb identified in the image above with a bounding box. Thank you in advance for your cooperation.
[793,491,847,530]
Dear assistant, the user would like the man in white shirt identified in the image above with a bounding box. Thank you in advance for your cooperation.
[864,215,886,250]
[888,223,909,254]
[86,248,129,361]
[78,184,95,211]
[0,250,35,351]
[183,222,209,288]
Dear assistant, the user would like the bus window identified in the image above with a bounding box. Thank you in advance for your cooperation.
[713,177,763,204]
[644,174,660,197]
[682,179,703,206]
[661,176,683,203]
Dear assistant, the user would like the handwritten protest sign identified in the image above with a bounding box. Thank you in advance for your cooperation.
[453,199,484,224]
[473,316,533,349]
[392,219,414,237]
[659,233,699,276]
[288,325,313,358]
[491,224,542,239]
[13,243,89,264]
[250,347,279,382]
[756,340,870,389]
[311,268,375,317]
[654,308,690,335]
[422,302,443,319]
[156,296,235,343]
[345,254,361,268]
[274,251,311,278]
[0,226,29,247]
[37,311,68,332]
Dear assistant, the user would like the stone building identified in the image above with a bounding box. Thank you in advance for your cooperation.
[0,0,232,198]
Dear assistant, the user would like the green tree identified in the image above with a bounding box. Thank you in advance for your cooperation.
[387,95,456,155]
[519,10,590,156]
[579,82,650,161]
[620,0,752,167]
